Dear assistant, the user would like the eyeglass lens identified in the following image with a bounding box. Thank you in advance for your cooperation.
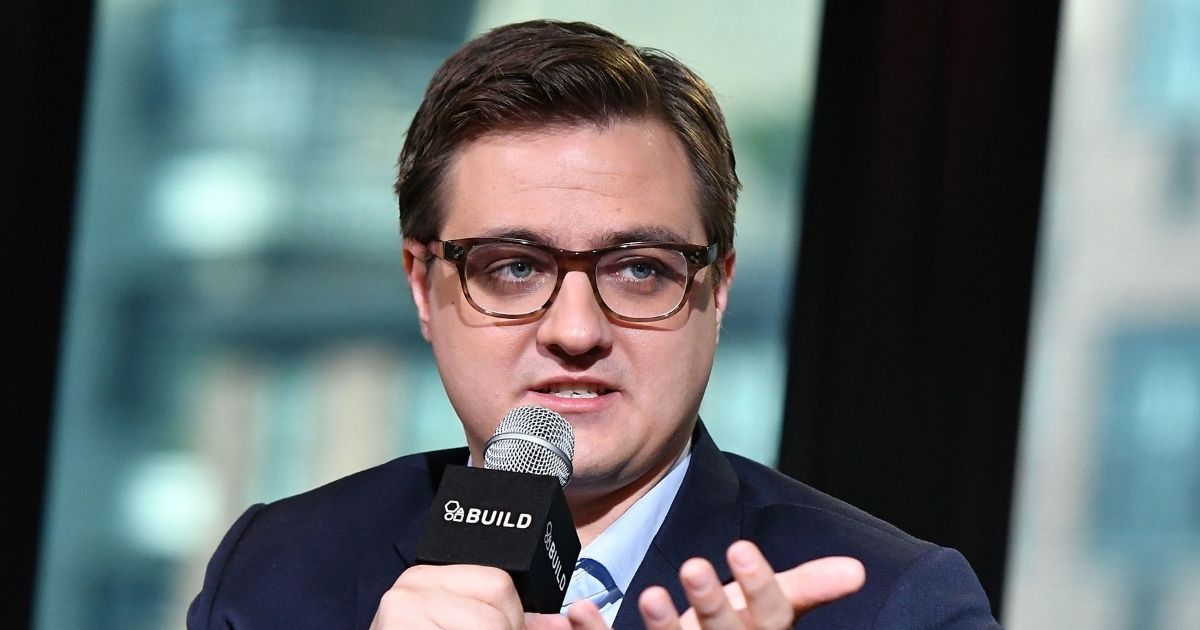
[461,242,691,319]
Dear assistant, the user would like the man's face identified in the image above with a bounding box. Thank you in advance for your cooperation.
[403,119,735,502]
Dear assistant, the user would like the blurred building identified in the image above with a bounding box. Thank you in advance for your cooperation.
[1006,0,1200,628]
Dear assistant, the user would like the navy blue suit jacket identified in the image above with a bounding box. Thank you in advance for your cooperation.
[188,423,1000,628]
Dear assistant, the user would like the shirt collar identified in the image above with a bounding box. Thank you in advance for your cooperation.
[577,438,692,596]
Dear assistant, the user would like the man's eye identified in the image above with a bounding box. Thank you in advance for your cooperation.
[485,258,538,279]
[506,260,534,278]
[624,261,657,280]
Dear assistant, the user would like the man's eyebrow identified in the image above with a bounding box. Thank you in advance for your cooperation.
[476,227,558,242]
[471,226,697,247]
[596,227,694,246]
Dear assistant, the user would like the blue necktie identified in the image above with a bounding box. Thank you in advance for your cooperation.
[561,557,620,614]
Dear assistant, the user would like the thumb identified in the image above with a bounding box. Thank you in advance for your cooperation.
[776,556,866,614]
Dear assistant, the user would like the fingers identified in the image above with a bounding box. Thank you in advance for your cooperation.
[726,540,792,628]
[635,543,867,630]
[527,611,573,630]
[639,585,682,630]
[371,564,525,630]
[565,600,611,630]
[373,587,513,629]
[678,557,742,630]
[776,555,866,614]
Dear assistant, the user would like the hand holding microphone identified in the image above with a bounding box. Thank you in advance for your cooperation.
[370,406,580,630]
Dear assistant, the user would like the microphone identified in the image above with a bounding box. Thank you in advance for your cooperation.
[416,406,582,613]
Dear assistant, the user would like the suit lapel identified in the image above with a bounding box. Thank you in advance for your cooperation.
[613,422,742,629]
[390,503,429,570]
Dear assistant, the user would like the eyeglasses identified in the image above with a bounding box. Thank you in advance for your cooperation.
[426,237,719,323]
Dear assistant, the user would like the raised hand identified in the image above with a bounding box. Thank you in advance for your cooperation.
[565,541,865,630]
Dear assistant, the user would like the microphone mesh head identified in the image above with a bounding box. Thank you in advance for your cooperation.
[483,406,575,486]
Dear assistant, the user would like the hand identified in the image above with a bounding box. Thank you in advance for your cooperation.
[371,564,532,629]
[565,541,865,630]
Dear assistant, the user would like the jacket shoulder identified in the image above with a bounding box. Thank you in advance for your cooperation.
[188,448,464,629]
[258,447,460,527]
[721,453,998,629]
[720,448,926,556]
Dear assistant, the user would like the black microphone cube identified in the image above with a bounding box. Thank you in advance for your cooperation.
[416,465,581,613]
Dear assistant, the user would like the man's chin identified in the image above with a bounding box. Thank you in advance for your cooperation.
[564,453,667,500]
[562,473,630,512]
[562,457,630,494]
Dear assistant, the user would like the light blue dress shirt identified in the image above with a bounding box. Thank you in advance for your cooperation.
[559,443,693,625]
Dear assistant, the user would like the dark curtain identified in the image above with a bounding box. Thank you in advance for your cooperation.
[3,2,94,627]
[779,1,1062,617]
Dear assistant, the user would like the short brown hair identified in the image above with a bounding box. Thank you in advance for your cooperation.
[394,20,739,256]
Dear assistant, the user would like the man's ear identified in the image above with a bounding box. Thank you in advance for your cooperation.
[713,250,736,337]
[402,239,434,342]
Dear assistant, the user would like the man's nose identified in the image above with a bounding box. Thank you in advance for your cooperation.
[535,270,613,358]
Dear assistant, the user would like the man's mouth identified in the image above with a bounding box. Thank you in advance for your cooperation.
[534,383,612,399]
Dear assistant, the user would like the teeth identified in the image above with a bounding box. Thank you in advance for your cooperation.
[553,390,598,399]
[540,383,604,398]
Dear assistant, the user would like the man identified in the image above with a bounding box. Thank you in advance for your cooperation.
[189,20,1000,629]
